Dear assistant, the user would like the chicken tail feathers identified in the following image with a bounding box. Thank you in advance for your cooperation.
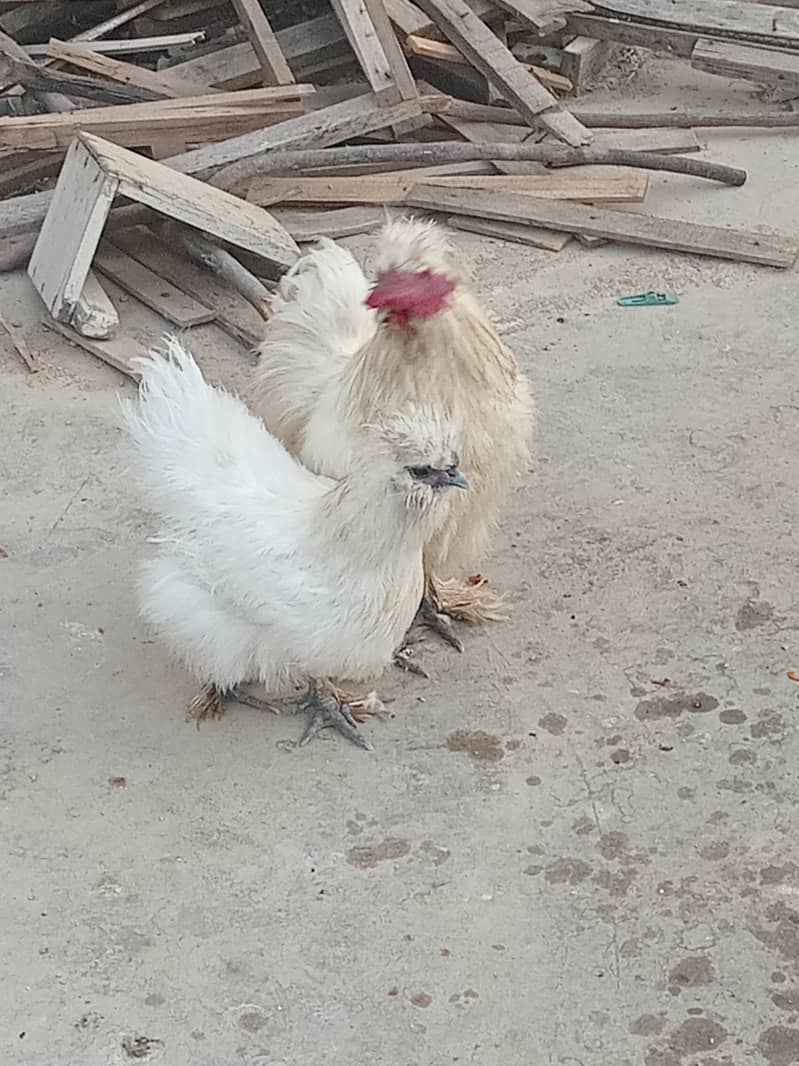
[120,336,308,518]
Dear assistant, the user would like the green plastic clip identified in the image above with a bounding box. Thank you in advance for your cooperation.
[617,291,678,307]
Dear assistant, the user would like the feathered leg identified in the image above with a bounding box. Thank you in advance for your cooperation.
[428,573,506,624]
[298,680,373,751]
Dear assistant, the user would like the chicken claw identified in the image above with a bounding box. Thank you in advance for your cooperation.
[417,594,465,653]
[298,682,373,751]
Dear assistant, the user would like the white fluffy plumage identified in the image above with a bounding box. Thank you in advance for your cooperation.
[253,217,532,623]
[120,338,462,701]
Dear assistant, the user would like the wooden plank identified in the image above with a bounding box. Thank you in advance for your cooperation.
[447,213,571,249]
[411,0,591,145]
[69,0,170,43]
[271,205,385,241]
[405,34,573,92]
[590,0,799,49]
[691,37,799,83]
[566,11,699,56]
[48,319,144,381]
[230,0,294,85]
[168,13,351,90]
[246,167,650,206]
[94,244,216,328]
[82,134,300,271]
[110,226,266,350]
[492,0,594,35]
[47,38,209,98]
[560,36,613,91]
[385,0,498,35]
[407,184,799,267]
[71,269,119,339]
[28,140,119,324]
[0,87,312,151]
[27,33,206,58]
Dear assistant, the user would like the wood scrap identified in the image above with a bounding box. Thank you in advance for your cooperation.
[691,37,799,85]
[407,184,799,267]
[46,38,210,97]
[271,205,386,242]
[26,33,208,58]
[410,0,592,145]
[492,0,595,36]
[229,0,294,86]
[71,269,119,339]
[404,34,573,93]
[0,307,37,371]
[47,319,144,381]
[94,243,216,328]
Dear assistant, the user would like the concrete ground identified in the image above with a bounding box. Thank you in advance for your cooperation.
[2,60,799,1066]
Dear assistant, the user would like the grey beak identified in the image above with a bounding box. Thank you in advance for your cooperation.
[446,468,468,490]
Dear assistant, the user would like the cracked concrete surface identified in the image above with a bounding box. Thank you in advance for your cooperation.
[2,60,799,1066]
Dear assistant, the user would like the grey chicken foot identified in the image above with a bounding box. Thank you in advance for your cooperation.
[298,682,373,751]
[226,685,281,714]
[416,594,465,653]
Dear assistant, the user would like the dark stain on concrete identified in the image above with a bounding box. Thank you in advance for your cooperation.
[668,956,714,995]
[700,841,730,861]
[729,748,756,765]
[751,710,786,739]
[544,858,592,885]
[572,815,596,835]
[762,863,799,885]
[420,840,450,866]
[538,713,567,736]
[668,1017,727,1054]
[635,691,719,721]
[410,992,432,1008]
[610,748,631,764]
[644,1050,680,1066]
[446,730,504,763]
[347,838,410,869]
[595,866,638,897]
[736,599,774,631]
[238,1012,267,1033]
[759,1026,799,1066]
[526,775,542,786]
[773,991,799,1013]
[754,902,799,963]
[598,831,629,860]
[719,708,747,725]
[630,1014,666,1037]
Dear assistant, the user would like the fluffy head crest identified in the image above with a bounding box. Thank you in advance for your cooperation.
[372,405,458,471]
[373,216,458,277]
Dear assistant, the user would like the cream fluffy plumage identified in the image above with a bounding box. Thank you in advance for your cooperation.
[120,338,460,699]
[253,218,532,617]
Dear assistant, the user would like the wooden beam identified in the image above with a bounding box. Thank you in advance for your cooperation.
[229,0,294,86]
[411,0,591,145]
[48,320,144,382]
[407,184,799,267]
[246,167,650,207]
[272,205,386,241]
[27,33,208,58]
[0,87,313,151]
[405,34,572,93]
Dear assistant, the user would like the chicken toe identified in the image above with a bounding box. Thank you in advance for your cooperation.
[226,685,281,715]
[417,594,465,653]
[298,683,373,750]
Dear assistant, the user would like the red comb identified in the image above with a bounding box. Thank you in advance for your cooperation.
[366,269,456,324]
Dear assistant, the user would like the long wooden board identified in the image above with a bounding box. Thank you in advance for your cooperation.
[411,0,591,146]
[691,37,799,82]
[591,0,799,49]
[406,184,799,267]
[47,38,209,97]
[246,168,650,207]
[0,86,313,151]
[447,213,571,250]
[230,0,294,85]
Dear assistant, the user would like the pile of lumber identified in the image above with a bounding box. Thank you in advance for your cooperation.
[1,0,798,378]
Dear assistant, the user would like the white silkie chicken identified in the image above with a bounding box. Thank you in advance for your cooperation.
[120,339,467,749]
[252,217,532,666]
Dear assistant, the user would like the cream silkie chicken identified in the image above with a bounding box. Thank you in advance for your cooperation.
[120,338,467,748]
[253,217,532,662]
